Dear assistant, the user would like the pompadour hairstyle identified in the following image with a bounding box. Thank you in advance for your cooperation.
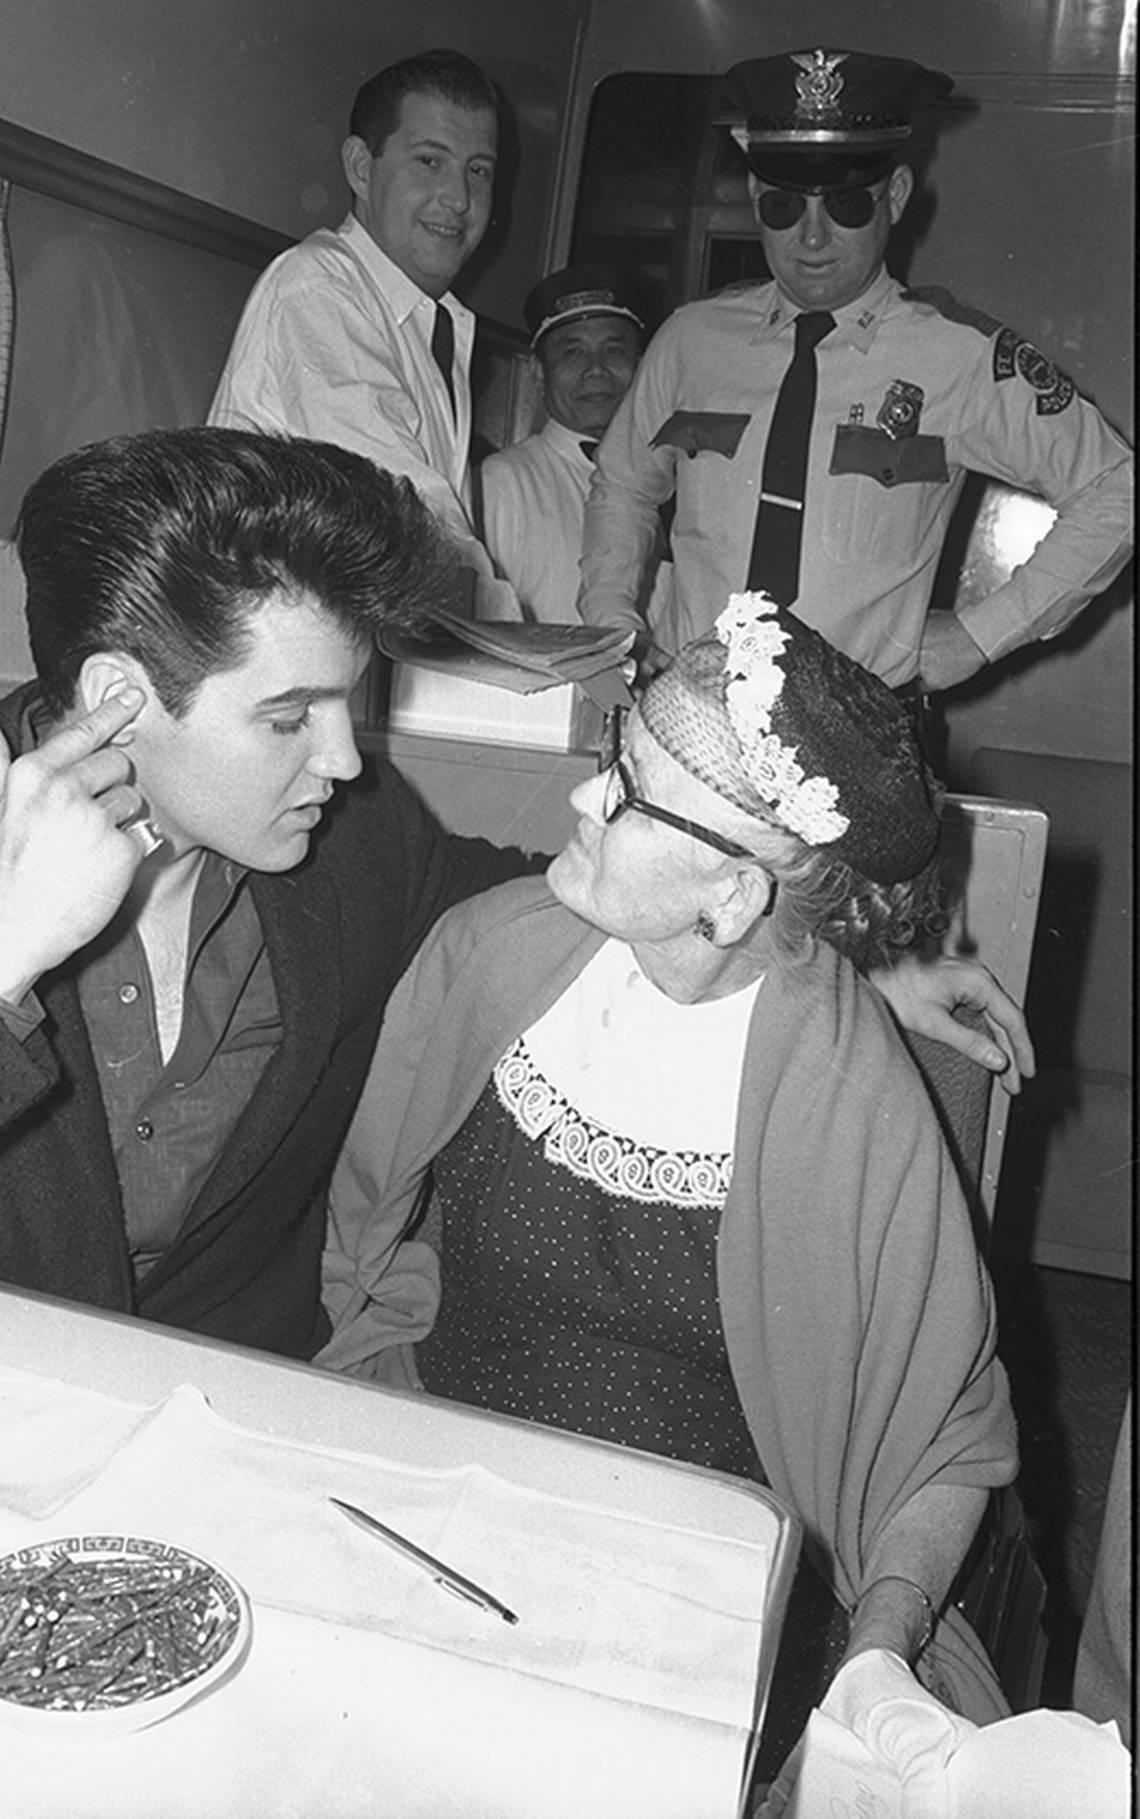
[349,47,499,155]
[16,426,457,718]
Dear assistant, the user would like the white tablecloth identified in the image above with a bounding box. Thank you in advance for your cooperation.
[0,1360,795,1817]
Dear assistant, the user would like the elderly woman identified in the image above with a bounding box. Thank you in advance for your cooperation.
[320,592,1017,1781]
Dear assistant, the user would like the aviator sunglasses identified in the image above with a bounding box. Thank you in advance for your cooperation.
[756,183,884,231]
[602,758,755,861]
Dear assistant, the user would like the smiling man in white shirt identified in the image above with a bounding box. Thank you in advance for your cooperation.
[209,47,517,614]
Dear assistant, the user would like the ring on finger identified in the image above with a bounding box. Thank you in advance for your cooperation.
[125,814,165,857]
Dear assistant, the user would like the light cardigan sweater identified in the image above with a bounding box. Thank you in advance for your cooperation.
[319,877,1016,1720]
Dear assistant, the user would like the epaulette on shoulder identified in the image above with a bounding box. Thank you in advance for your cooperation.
[900,285,1003,339]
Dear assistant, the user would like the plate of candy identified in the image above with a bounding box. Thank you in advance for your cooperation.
[0,1534,251,1732]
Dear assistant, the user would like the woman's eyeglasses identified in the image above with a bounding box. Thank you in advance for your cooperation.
[756,184,882,231]
[602,759,754,860]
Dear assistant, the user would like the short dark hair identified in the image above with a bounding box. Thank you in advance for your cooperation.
[349,48,499,155]
[16,427,456,718]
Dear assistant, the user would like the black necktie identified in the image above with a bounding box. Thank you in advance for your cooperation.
[746,310,835,604]
[580,440,600,462]
[431,302,456,419]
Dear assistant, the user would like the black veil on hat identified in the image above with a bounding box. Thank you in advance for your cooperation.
[640,592,939,886]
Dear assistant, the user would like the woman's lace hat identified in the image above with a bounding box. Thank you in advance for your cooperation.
[640,591,939,884]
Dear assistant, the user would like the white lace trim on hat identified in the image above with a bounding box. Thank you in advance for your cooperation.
[716,591,850,847]
[493,1038,732,1208]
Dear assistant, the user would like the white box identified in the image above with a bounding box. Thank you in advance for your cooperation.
[387,660,604,753]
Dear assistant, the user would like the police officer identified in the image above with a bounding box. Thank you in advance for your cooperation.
[577,47,1133,694]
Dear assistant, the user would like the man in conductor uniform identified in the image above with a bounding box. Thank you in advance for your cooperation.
[478,265,672,626]
[577,48,1133,693]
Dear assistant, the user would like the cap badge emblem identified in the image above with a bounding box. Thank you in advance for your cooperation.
[554,288,616,314]
[790,49,849,121]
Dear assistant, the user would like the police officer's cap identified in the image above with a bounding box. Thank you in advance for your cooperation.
[525,265,645,351]
[719,48,953,190]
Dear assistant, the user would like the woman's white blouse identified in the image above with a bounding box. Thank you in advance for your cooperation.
[521,939,763,1157]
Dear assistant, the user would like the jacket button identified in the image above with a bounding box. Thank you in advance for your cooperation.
[136,1120,154,1142]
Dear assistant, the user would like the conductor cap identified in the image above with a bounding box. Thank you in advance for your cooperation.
[524,264,645,350]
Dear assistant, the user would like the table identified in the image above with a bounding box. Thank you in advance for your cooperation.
[0,1288,797,1818]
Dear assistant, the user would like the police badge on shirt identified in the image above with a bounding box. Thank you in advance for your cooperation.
[830,379,949,487]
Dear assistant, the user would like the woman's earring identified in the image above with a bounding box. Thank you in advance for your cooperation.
[693,910,717,943]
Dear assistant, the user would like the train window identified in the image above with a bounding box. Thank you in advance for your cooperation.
[704,237,770,293]
[569,72,764,323]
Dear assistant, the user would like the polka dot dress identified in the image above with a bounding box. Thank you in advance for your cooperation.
[416,942,850,1785]
[418,1038,763,1479]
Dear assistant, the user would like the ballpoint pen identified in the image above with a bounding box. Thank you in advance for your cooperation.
[329,1496,519,1625]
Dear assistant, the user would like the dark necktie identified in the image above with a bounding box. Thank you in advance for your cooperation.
[431,301,456,419]
[746,310,835,604]
[580,440,600,462]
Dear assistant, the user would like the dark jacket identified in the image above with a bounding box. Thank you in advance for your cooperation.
[0,683,531,1357]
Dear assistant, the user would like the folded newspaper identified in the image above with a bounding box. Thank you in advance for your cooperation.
[380,610,636,711]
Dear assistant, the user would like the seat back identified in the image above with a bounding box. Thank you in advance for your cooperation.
[912,794,1049,1235]
[915,796,1052,1711]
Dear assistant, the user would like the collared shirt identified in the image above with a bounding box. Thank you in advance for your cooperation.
[209,213,503,591]
[579,268,1133,685]
[0,684,282,1283]
[524,936,763,1156]
[480,415,673,626]
[78,856,280,1276]
[0,993,42,1041]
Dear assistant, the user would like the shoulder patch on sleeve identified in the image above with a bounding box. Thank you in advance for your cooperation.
[993,325,1019,380]
[900,285,1004,338]
[993,327,1076,414]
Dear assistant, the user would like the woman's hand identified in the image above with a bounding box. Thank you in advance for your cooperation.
[822,1648,975,1815]
[869,952,1036,1093]
[754,1648,976,1818]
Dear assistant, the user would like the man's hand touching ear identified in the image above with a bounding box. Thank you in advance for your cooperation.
[0,687,150,1005]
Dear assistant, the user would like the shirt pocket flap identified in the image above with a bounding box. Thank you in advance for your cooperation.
[830,423,949,487]
[651,410,751,459]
